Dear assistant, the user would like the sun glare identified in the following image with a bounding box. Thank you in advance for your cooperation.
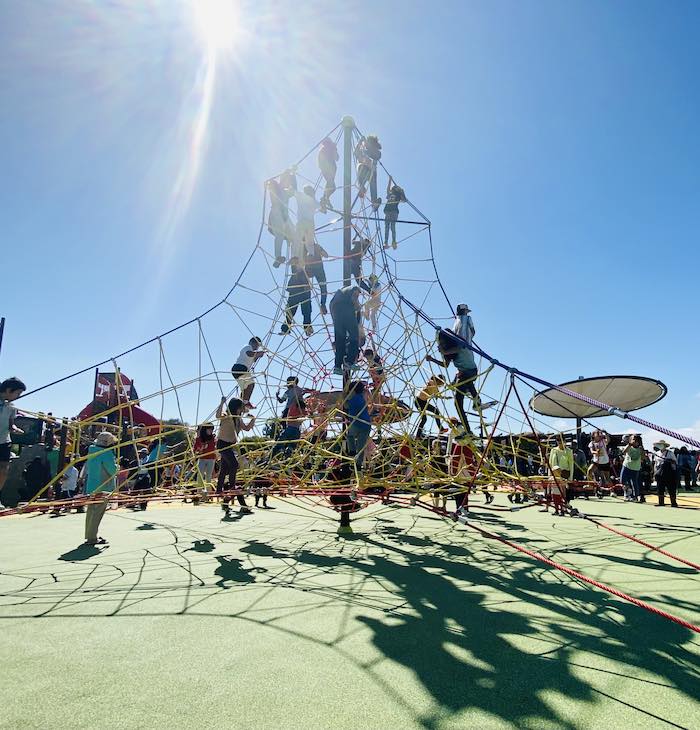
[191,0,241,54]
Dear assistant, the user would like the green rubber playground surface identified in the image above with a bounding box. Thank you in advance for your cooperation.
[1,495,699,729]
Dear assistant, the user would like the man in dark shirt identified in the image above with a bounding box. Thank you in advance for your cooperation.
[330,286,362,375]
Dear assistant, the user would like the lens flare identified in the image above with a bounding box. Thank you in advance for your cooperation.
[191,0,241,54]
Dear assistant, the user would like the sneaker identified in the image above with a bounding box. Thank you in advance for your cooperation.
[333,367,343,376]
[476,400,499,411]
[320,304,328,316]
[278,328,290,335]
[304,324,314,336]
[384,243,391,249]
[239,506,253,514]
[392,241,398,250]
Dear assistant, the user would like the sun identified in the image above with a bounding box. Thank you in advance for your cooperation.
[191,0,241,54]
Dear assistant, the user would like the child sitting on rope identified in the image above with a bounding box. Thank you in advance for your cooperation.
[216,397,255,514]
[280,257,313,336]
[415,375,447,438]
[318,137,339,213]
[231,336,265,407]
[383,177,406,250]
[305,241,329,315]
[330,286,363,375]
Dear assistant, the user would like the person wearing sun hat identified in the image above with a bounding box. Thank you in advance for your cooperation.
[652,439,678,507]
[83,431,118,545]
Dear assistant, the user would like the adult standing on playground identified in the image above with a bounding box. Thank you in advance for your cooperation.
[587,431,611,493]
[653,440,678,507]
[620,434,644,502]
[215,397,255,514]
[547,434,573,516]
[330,286,362,375]
[0,377,26,509]
[83,431,118,545]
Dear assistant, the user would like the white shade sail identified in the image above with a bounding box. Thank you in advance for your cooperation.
[530,376,667,419]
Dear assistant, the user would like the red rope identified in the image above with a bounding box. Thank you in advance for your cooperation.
[461,519,700,634]
[583,516,700,572]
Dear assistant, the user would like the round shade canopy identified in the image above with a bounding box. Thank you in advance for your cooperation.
[530,375,667,419]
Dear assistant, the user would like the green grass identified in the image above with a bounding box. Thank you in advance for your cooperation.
[1,496,699,729]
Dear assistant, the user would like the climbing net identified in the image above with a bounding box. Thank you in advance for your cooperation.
[11,118,700,516]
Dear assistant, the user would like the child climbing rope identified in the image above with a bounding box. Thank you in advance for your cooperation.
[280,257,313,336]
[355,134,382,209]
[215,397,255,514]
[343,380,376,470]
[363,273,383,331]
[415,375,446,437]
[231,336,265,407]
[383,177,406,249]
[330,286,363,375]
[269,386,307,461]
[318,137,338,212]
[428,329,479,436]
[348,237,372,292]
[305,241,329,315]
[363,348,385,392]
[267,179,293,269]
[276,376,314,421]
[294,184,320,263]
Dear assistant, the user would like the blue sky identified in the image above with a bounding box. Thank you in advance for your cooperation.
[1,0,698,442]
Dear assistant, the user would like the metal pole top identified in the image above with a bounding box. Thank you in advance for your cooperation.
[342,115,355,129]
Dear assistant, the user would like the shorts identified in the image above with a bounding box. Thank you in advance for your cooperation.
[231,363,255,391]
[595,462,611,473]
[454,368,478,397]
[0,443,12,462]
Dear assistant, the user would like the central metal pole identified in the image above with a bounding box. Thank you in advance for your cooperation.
[342,115,354,287]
